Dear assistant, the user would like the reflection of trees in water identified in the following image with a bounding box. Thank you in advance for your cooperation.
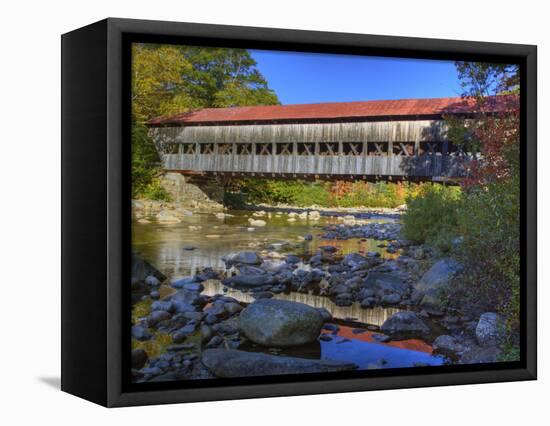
[153,245,228,277]
[201,279,400,327]
[133,214,398,281]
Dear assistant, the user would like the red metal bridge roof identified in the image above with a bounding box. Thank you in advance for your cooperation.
[147,96,516,127]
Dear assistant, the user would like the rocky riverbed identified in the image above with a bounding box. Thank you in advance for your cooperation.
[131,207,507,383]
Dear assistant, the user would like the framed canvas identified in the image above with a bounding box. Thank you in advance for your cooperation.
[61,18,537,407]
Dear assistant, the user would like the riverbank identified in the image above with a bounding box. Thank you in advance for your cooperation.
[130,207,507,382]
[240,202,406,218]
[132,197,404,224]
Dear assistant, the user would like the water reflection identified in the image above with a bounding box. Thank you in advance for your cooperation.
[132,210,398,278]
[201,279,400,326]
[321,326,445,369]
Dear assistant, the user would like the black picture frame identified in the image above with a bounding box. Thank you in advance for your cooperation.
[61,17,537,407]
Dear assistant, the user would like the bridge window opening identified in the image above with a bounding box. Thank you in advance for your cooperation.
[297,143,315,155]
[448,142,470,156]
[419,141,444,156]
[392,142,415,156]
[367,142,389,156]
[200,143,215,154]
[255,143,273,155]
[237,143,252,155]
[319,142,338,156]
[276,143,292,155]
[218,143,234,155]
[342,142,363,156]
[164,143,179,154]
[181,143,196,154]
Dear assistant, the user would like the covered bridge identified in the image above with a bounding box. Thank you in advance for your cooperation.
[146,96,509,181]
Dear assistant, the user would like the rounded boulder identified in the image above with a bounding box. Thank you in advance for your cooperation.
[239,299,323,347]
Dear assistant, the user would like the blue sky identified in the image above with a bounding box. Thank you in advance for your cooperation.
[250,50,461,105]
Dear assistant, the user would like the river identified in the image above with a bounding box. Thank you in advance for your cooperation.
[132,209,445,376]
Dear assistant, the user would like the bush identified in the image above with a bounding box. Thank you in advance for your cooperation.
[401,184,462,251]
[233,179,420,208]
[401,174,520,346]
[236,179,331,207]
[131,123,170,201]
[455,174,520,331]
[140,178,171,201]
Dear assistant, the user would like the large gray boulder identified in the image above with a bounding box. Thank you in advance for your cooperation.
[363,272,408,296]
[380,311,430,335]
[239,299,323,347]
[412,259,463,312]
[475,312,506,347]
[201,349,357,377]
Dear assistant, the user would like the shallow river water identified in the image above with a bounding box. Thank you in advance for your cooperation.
[132,209,445,374]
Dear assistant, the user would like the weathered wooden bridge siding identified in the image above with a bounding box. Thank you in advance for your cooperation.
[150,120,470,179]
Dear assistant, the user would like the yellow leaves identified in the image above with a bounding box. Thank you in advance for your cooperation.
[131,43,193,123]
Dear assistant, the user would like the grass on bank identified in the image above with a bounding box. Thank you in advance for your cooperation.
[227,178,428,209]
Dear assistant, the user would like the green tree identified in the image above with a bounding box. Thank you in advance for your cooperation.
[130,44,279,199]
[454,62,519,99]
[132,44,196,124]
[180,47,279,108]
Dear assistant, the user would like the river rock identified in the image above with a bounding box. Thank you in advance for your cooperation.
[432,335,465,354]
[316,307,333,322]
[223,251,263,266]
[201,349,357,377]
[380,311,430,335]
[131,254,166,284]
[285,254,301,264]
[249,219,266,227]
[224,302,243,315]
[151,300,174,313]
[342,253,368,268]
[292,268,325,292]
[170,289,203,306]
[261,260,287,273]
[309,211,321,220]
[131,325,153,341]
[371,333,391,343]
[172,323,198,343]
[146,310,171,327]
[156,210,181,223]
[363,272,408,296]
[131,348,148,369]
[195,268,220,281]
[171,276,202,289]
[360,298,373,308]
[239,299,323,347]
[335,293,353,306]
[223,273,275,288]
[381,293,401,305]
[168,292,202,313]
[459,345,501,364]
[145,275,161,286]
[413,259,463,308]
[475,312,506,347]
[205,335,224,348]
